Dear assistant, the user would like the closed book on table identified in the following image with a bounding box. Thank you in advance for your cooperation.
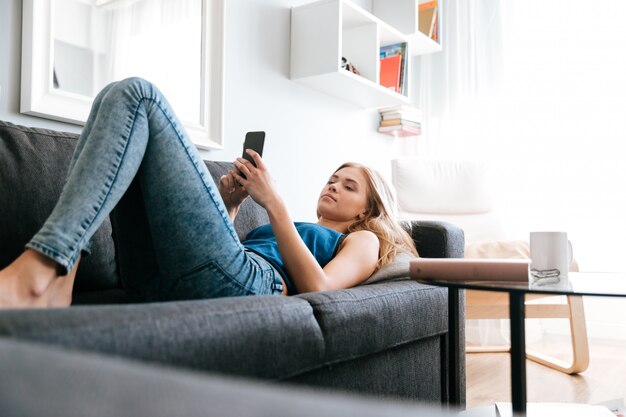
[380,55,402,93]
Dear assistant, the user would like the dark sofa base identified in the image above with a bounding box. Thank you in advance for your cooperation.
[286,336,444,402]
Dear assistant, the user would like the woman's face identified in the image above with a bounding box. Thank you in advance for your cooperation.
[317,166,370,223]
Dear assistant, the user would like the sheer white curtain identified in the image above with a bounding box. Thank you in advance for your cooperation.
[103,0,202,124]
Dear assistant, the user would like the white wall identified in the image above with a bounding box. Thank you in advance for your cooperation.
[0,0,407,222]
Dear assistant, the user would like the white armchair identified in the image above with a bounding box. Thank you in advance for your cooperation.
[391,158,509,243]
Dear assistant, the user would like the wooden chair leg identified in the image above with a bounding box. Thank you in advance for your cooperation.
[466,296,590,374]
[526,295,589,374]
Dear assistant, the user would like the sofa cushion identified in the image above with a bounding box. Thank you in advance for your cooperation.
[0,337,449,417]
[295,281,448,366]
[0,121,118,292]
[0,295,325,379]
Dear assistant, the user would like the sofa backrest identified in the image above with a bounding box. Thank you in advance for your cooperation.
[0,121,269,294]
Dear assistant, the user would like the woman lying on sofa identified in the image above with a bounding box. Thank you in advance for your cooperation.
[0,78,417,308]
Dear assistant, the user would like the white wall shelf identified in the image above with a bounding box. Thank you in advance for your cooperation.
[290,0,411,108]
[290,0,442,108]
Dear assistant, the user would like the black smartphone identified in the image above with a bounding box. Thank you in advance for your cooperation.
[242,131,265,166]
[239,131,265,179]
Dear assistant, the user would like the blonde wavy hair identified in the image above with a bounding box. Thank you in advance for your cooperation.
[334,162,419,269]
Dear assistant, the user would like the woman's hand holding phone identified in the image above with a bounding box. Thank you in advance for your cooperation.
[233,150,283,211]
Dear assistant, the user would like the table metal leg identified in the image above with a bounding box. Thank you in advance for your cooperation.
[448,287,461,406]
[509,291,527,415]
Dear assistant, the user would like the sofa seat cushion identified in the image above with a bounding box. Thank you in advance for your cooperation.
[0,296,325,379]
[295,281,448,367]
[0,337,448,417]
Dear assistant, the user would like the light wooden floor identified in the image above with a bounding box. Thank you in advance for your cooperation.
[466,335,626,409]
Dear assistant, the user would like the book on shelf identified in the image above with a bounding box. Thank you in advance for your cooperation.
[379,54,402,93]
[431,10,439,43]
[381,110,422,122]
[418,1,438,41]
[419,0,438,9]
[380,43,408,95]
[378,124,422,135]
[378,124,421,133]
[379,119,421,128]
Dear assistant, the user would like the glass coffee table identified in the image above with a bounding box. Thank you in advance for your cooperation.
[410,268,626,416]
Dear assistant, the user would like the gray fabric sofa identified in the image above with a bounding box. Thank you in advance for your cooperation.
[0,337,457,417]
[0,120,466,409]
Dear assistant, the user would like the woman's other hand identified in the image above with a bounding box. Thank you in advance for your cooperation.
[232,150,283,211]
[219,171,249,220]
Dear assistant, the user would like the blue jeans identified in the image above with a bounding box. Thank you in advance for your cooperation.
[26,78,284,301]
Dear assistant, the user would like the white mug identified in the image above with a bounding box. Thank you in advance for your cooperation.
[529,231,573,278]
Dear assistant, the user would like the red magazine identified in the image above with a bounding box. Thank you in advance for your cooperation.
[380,55,401,93]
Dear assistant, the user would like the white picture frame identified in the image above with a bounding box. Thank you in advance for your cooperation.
[20,0,225,150]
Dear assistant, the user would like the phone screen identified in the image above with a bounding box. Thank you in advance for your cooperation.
[242,131,265,166]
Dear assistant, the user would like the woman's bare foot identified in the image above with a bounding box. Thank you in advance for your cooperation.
[0,249,78,308]
[39,260,79,308]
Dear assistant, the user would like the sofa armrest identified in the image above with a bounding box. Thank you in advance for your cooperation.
[407,220,465,259]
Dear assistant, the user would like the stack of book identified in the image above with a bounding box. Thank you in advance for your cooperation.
[379,42,408,96]
[378,105,422,137]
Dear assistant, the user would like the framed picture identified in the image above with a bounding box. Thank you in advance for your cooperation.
[20,0,225,150]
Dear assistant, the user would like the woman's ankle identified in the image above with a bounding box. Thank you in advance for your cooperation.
[12,249,61,296]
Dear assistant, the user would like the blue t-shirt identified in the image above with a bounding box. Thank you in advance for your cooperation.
[243,222,346,294]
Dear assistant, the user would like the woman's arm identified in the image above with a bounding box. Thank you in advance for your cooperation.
[267,208,379,292]
[233,152,379,293]
[319,230,379,290]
